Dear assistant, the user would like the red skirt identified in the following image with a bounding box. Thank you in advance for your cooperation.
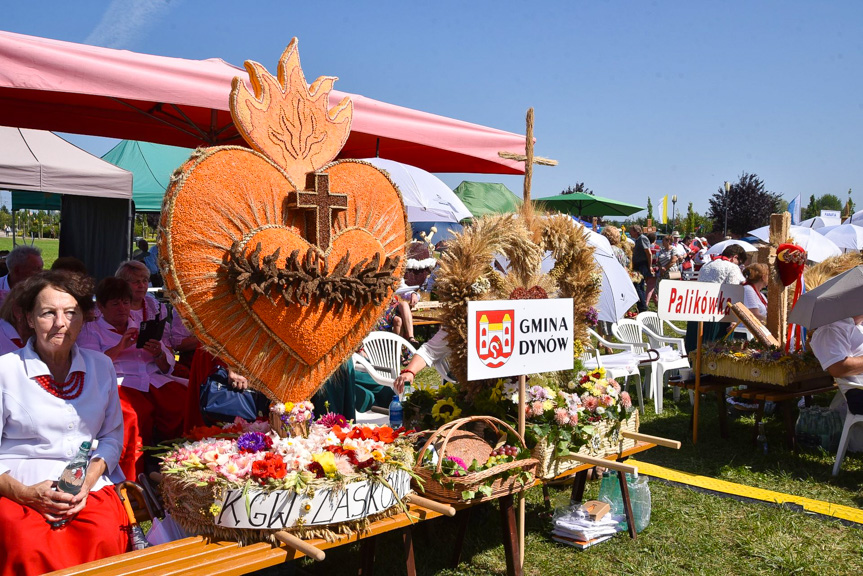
[0,485,130,575]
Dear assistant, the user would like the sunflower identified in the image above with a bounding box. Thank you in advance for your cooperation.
[432,398,462,423]
[489,379,504,402]
[438,382,459,399]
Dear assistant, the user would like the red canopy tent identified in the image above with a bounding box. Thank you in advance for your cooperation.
[0,30,525,175]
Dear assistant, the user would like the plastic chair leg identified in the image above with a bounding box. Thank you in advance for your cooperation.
[833,419,855,476]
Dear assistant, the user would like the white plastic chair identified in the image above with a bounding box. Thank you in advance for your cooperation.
[636,311,685,338]
[585,328,645,414]
[833,378,863,476]
[631,317,692,414]
[352,331,417,389]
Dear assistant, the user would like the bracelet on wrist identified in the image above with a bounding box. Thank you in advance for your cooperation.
[399,368,415,377]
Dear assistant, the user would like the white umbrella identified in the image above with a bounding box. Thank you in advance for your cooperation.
[788,266,863,329]
[360,158,473,223]
[842,210,863,225]
[820,224,863,253]
[799,216,841,229]
[592,250,639,322]
[747,225,842,262]
[705,239,758,256]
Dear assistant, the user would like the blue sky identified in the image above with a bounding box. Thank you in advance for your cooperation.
[4,0,863,217]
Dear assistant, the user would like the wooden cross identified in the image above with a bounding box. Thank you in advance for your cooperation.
[287,172,348,250]
[763,212,790,347]
[498,108,558,203]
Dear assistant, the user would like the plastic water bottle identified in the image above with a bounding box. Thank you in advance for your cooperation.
[757,422,768,455]
[57,440,95,494]
[389,394,403,428]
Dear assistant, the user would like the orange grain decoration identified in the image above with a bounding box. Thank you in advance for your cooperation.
[158,40,408,403]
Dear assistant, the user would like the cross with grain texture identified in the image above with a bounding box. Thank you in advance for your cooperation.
[288,172,348,250]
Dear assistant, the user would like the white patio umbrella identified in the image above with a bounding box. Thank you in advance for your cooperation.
[799,215,841,229]
[788,266,863,329]
[842,210,863,225]
[705,239,758,255]
[360,158,473,223]
[820,224,863,253]
[747,225,842,262]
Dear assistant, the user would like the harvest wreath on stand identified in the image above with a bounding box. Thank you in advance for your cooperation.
[404,206,639,482]
[155,39,419,543]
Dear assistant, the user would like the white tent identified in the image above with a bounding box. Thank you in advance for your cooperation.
[0,127,133,279]
[0,126,132,198]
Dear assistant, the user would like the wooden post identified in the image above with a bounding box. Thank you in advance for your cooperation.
[517,374,526,569]
[766,213,790,346]
[693,321,704,443]
[497,109,557,205]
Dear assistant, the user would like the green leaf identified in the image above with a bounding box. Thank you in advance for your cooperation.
[477,485,493,497]
[461,490,477,500]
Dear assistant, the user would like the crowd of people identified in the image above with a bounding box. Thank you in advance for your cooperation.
[0,244,216,574]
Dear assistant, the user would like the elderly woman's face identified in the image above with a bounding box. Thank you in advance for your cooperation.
[27,286,83,358]
[123,269,150,302]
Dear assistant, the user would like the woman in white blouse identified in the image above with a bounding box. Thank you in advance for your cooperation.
[0,271,129,575]
[78,277,187,479]
[742,263,769,322]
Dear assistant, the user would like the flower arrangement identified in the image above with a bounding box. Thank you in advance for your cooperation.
[159,407,417,542]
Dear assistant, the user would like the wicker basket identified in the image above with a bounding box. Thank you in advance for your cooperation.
[414,416,538,504]
[532,411,640,479]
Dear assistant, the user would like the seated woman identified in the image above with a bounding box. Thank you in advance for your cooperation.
[115,260,168,332]
[0,272,128,575]
[78,278,187,478]
[375,290,421,347]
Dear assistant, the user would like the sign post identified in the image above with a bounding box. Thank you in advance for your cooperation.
[467,298,574,569]
[657,280,744,443]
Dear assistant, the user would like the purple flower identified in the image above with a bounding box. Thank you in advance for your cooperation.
[585,307,599,327]
[444,456,469,476]
[237,431,272,453]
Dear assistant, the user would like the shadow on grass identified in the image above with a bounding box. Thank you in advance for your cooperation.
[636,389,863,508]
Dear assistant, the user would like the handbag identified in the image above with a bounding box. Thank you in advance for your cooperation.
[199,366,270,425]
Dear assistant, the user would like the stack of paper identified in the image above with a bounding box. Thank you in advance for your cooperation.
[551,507,622,550]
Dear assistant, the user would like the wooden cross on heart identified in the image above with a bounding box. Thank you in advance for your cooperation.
[289,172,348,250]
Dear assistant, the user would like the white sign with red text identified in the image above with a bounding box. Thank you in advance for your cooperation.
[467,299,573,381]
[657,280,744,322]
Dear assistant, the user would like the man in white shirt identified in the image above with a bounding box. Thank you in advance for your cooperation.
[0,245,43,295]
[810,315,863,415]
[697,244,746,285]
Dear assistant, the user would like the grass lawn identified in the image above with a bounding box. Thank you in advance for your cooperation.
[0,237,59,267]
[271,368,863,576]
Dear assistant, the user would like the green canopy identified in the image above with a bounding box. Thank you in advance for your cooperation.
[534,192,644,218]
[101,140,193,212]
[452,181,522,218]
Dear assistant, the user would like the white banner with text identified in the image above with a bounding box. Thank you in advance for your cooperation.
[657,280,744,322]
[216,470,411,530]
[467,298,573,380]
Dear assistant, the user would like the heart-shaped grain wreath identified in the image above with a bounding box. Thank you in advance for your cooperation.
[158,39,408,402]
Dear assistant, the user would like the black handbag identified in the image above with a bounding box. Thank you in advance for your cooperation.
[199,366,270,425]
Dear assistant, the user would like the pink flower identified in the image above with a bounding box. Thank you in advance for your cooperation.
[568,412,578,426]
[620,391,632,409]
[554,408,569,425]
[530,401,545,417]
[601,394,614,407]
[608,380,621,393]
[583,397,599,412]
[594,384,607,395]
[333,453,355,476]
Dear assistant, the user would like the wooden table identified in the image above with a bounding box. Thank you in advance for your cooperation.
[50,443,660,576]
[672,374,836,449]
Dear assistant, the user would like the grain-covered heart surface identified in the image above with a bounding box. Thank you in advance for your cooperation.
[159,38,408,402]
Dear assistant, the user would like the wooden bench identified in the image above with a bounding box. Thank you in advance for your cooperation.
[50,442,672,576]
